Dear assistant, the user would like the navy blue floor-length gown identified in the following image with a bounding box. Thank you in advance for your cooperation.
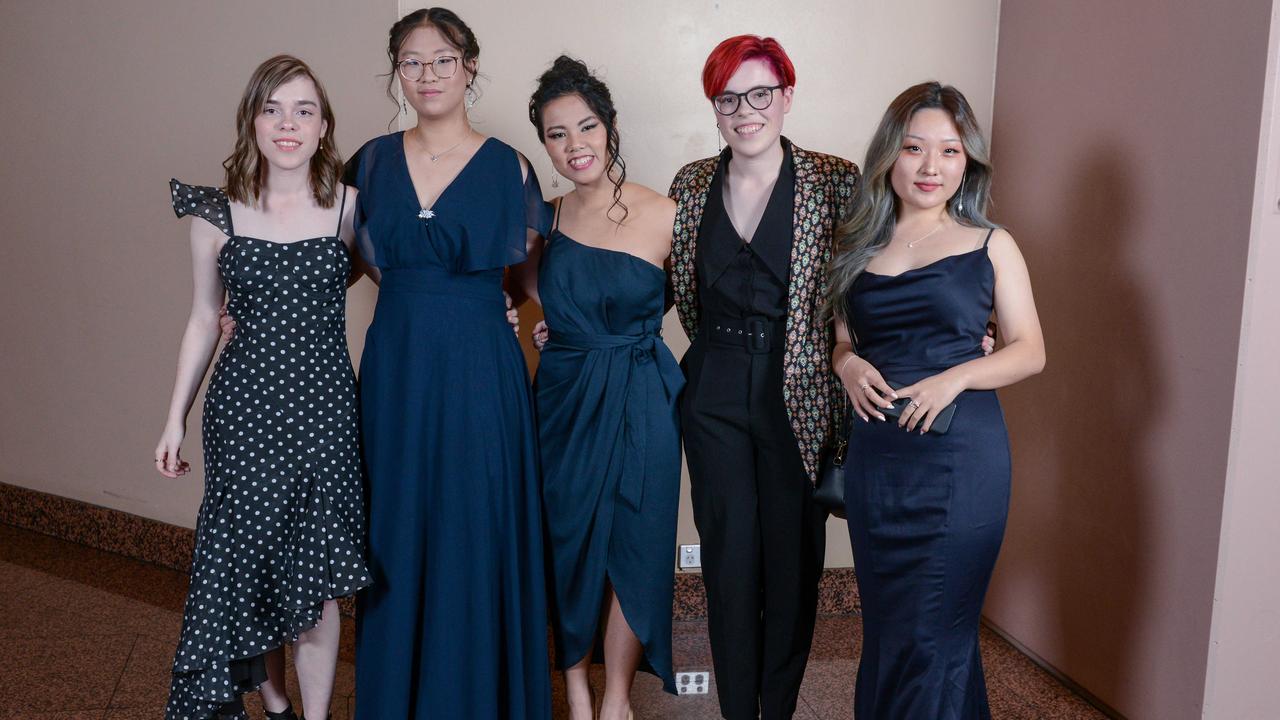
[842,232,1010,719]
[345,133,551,719]
[535,222,683,694]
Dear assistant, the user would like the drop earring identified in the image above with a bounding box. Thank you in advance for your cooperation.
[402,97,408,115]
[465,84,477,110]
[551,171,560,189]
[716,125,723,153]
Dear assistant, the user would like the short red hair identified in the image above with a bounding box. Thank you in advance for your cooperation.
[701,35,796,99]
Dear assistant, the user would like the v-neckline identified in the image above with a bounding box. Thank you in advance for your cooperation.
[398,132,493,213]
[717,143,791,247]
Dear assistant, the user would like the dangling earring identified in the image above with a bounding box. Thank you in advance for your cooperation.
[716,125,723,153]
[401,96,408,115]
[551,171,560,189]
[955,176,966,214]
[465,84,477,110]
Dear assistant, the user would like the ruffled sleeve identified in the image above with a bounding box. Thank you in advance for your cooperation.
[341,140,379,268]
[523,164,553,239]
[169,179,232,237]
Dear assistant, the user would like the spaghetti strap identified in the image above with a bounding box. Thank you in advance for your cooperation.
[335,185,348,236]
[982,228,995,248]
[551,196,563,235]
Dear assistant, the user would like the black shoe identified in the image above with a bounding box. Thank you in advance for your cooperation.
[264,706,299,720]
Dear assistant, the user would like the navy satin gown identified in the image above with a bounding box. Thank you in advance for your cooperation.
[535,225,683,694]
[842,233,1010,720]
[344,133,551,719]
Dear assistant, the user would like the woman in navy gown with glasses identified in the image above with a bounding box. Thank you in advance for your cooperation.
[343,9,552,719]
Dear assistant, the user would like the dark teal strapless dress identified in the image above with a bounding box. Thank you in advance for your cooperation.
[536,229,683,694]
[344,134,552,719]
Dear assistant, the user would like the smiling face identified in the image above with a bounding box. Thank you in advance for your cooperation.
[712,58,792,159]
[397,24,473,120]
[890,107,968,213]
[539,93,608,185]
[252,74,327,173]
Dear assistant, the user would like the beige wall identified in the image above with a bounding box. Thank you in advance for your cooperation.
[0,0,396,527]
[1203,3,1280,717]
[985,1,1272,717]
[430,0,1001,567]
[0,2,1002,572]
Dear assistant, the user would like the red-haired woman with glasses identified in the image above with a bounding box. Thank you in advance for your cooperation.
[666,35,858,720]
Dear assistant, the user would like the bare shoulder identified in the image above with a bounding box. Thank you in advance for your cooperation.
[986,227,1019,254]
[189,209,225,248]
[625,184,676,233]
[985,227,1029,273]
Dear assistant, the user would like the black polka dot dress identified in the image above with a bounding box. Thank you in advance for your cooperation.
[165,180,372,720]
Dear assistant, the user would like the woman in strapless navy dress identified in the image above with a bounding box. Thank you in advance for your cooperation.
[515,57,682,720]
[346,10,551,719]
[827,82,1045,719]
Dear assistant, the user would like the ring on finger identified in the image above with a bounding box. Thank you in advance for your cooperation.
[908,400,921,409]
[860,384,872,392]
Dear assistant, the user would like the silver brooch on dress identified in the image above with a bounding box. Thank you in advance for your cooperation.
[418,209,435,220]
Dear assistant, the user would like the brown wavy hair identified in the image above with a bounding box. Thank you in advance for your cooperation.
[223,55,342,208]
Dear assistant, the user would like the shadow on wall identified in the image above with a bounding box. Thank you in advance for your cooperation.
[996,143,1159,706]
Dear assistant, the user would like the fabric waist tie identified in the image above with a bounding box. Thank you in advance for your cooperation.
[547,329,684,511]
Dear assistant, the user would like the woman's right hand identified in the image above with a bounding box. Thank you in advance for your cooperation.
[837,353,898,423]
[532,320,550,351]
[218,302,237,344]
[154,425,191,478]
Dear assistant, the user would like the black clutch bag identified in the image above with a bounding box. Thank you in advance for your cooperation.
[880,380,958,434]
[815,407,851,519]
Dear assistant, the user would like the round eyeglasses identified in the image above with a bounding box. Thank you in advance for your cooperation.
[712,85,783,116]
[397,55,460,82]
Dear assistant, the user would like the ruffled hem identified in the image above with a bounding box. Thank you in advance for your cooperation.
[166,464,371,720]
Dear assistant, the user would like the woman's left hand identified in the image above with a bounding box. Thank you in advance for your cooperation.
[893,371,966,434]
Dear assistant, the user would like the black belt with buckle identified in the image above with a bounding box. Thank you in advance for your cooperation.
[705,314,783,354]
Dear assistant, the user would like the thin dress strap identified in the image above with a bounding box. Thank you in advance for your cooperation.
[551,196,564,235]
[982,228,995,248]
[335,185,348,237]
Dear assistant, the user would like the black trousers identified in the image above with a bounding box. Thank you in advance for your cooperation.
[681,332,827,720]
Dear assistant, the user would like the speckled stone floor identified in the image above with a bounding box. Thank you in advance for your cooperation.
[0,523,1106,719]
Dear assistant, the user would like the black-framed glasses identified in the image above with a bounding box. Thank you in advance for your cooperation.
[397,55,460,82]
[712,85,783,115]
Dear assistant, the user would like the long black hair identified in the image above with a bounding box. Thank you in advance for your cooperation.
[528,55,628,225]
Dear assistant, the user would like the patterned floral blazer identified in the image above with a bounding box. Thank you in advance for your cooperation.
[668,139,859,483]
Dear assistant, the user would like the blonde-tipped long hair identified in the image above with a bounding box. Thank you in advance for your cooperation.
[826,81,998,323]
[223,55,342,208]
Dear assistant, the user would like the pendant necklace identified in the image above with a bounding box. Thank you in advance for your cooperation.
[412,130,466,163]
[906,219,947,248]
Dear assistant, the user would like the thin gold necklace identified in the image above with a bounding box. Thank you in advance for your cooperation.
[906,219,947,248]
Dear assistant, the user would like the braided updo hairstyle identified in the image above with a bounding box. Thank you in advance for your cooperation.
[529,55,628,224]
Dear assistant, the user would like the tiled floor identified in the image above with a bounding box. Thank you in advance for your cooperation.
[0,523,1106,719]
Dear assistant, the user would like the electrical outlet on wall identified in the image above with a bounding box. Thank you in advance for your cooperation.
[676,670,709,695]
[679,544,701,569]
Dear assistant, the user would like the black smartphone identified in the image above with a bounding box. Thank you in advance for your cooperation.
[878,380,957,434]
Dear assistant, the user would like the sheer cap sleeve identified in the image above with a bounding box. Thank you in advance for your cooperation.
[170,179,232,237]
[341,140,378,267]
[523,163,553,239]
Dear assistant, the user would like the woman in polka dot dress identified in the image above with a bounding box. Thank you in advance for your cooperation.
[154,55,371,720]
